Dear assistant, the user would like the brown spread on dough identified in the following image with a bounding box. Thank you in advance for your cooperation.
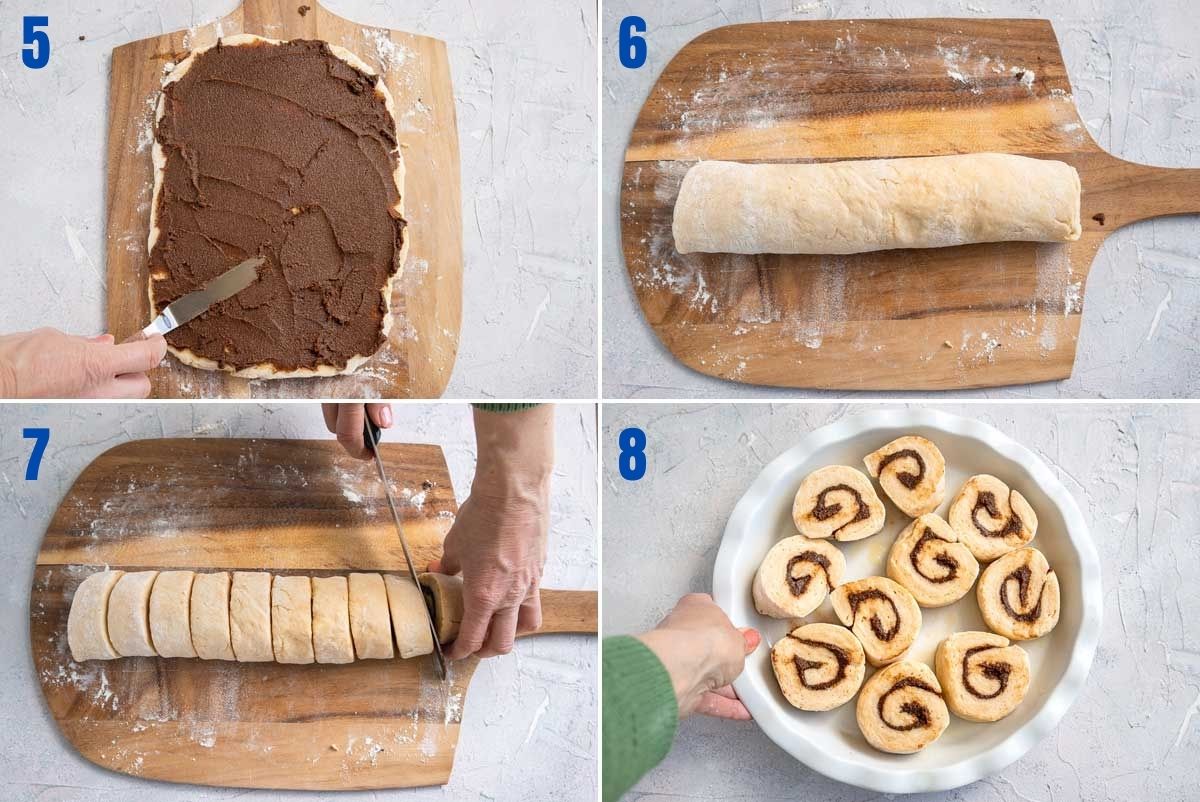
[878,677,938,731]
[150,38,406,372]
[811,484,868,525]
[788,636,850,691]
[786,551,834,596]
[1000,564,1051,622]
[847,589,900,642]
[971,491,1024,539]
[909,526,958,584]
[962,646,1011,699]
[877,448,926,489]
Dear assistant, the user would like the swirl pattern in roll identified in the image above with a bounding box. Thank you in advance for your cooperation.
[935,631,1031,722]
[830,576,921,666]
[863,435,946,517]
[771,623,866,711]
[886,513,980,608]
[948,474,1038,561]
[753,536,845,619]
[856,660,949,753]
[792,465,885,542]
[977,546,1060,640]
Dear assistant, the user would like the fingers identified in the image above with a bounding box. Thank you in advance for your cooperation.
[105,335,167,375]
[321,404,339,434]
[332,405,369,459]
[81,373,152,399]
[445,591,492,660]
[695,689,752,721]
[516,588,542,635]
[477,605,519,657]
[740,627,761,654]
[87,334,115,345]
[366,403,393,429]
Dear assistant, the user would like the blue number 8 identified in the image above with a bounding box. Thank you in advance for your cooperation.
[618,427,647,481]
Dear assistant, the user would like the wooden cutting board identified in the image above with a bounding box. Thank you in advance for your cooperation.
[620,18,1200,390]
[31,438,597,790]
[106,0,463,398]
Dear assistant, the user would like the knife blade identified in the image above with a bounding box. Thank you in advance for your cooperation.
[363,418,448,680]
[141,256,264,337]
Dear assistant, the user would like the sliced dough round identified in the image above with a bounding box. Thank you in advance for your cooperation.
[384,575,435,658]
[886,513,979,607]
[830,576,921,666]
[419,572,464,644]
[271,575,314,664]
[68,570,124,661]
[770,623,865,711]
[753,536,845,619]
[190,571,235,661]
[863,435,946,517]
[348,573,394,659]
[149,570,198,658]
[948,474,1038,561]
[107,571,159,657]
[229,571,274,662]
[792,465,886,541]
[935,631,1031,722]
[857,661,949,754]
[977,547,1060,640]
[312,575,355,664]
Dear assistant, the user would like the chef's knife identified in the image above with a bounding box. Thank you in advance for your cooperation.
[363,418,449,680]
[140,256,264,338]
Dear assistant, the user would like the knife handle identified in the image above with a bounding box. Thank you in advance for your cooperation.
[364,417,382,448]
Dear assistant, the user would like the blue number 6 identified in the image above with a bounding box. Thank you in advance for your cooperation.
[24,428,50,480]
[22,16,50,69]
[618,16,647,69]
[618,427,647,481]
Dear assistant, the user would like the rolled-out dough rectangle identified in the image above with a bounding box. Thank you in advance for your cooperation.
[672,153,1081,255]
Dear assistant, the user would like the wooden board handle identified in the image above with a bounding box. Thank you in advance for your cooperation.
[1085,157,1200,230]
[527,589,599,636]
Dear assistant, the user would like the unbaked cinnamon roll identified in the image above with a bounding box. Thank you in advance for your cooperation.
[792,466,886,542]
[863,435,946,517]
[753,536,845,619]
[948,474,1038,561]
[830,576,921,666]
[886,513,980,607]
[856,660,949,753]
[770,623,866,711]
[977,547,1060,640]
[934,631,1031,722]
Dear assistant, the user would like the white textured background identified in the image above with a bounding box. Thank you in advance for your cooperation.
[0,402,597,801]
[603,402,1200,800]
[0,0,597,398]
[602,0,1200,398]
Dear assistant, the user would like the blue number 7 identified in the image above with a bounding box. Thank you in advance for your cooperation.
[24,428,50,480]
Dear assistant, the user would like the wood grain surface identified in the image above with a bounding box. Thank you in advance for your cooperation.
[31,437,596,790]
[106,0,462,398]
[620,18,1200,390]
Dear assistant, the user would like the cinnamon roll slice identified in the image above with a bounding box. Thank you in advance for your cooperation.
[935,631,1031,722]
[977,547,1060,640]
[753,536,846,619]
[886,514,980,608]
[830,576,921,666]
[770,623,866,711]
[792,465,886,542]
[863,436,946,517]
[856,660,949,754]
[948,474,1038,561]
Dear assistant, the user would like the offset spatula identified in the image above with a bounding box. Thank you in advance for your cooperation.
[141,256,263,337]
[364,418,448,679]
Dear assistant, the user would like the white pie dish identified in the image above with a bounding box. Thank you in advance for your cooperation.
[712,409,1101,794]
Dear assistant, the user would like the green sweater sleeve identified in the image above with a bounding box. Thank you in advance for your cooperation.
[602,635,679,802]
[470,403,542,413]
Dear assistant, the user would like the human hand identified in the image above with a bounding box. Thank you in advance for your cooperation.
[0,328,166,398]
[321,403,394,459]
[637,593,761,720]
[428,405,554,659]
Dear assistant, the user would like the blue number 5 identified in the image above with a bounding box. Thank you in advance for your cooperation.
[24,428,50,480]
[22,16,50,69]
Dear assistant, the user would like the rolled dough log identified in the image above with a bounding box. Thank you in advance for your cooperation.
[312,575,355,664]
[384,574,435,658]
[673,153,1081,255]
[190,571,235,660]
[271,575,314,664]
[149,570,198,658]
[107,571,159,656]
[229,571,274,662]
[419,572,464,644]
[348,573,394,659]
[67,570,124,661]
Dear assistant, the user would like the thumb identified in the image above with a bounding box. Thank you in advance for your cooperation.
[740,627,761,655]
[435,537,462,576]
[87,334,115,345]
